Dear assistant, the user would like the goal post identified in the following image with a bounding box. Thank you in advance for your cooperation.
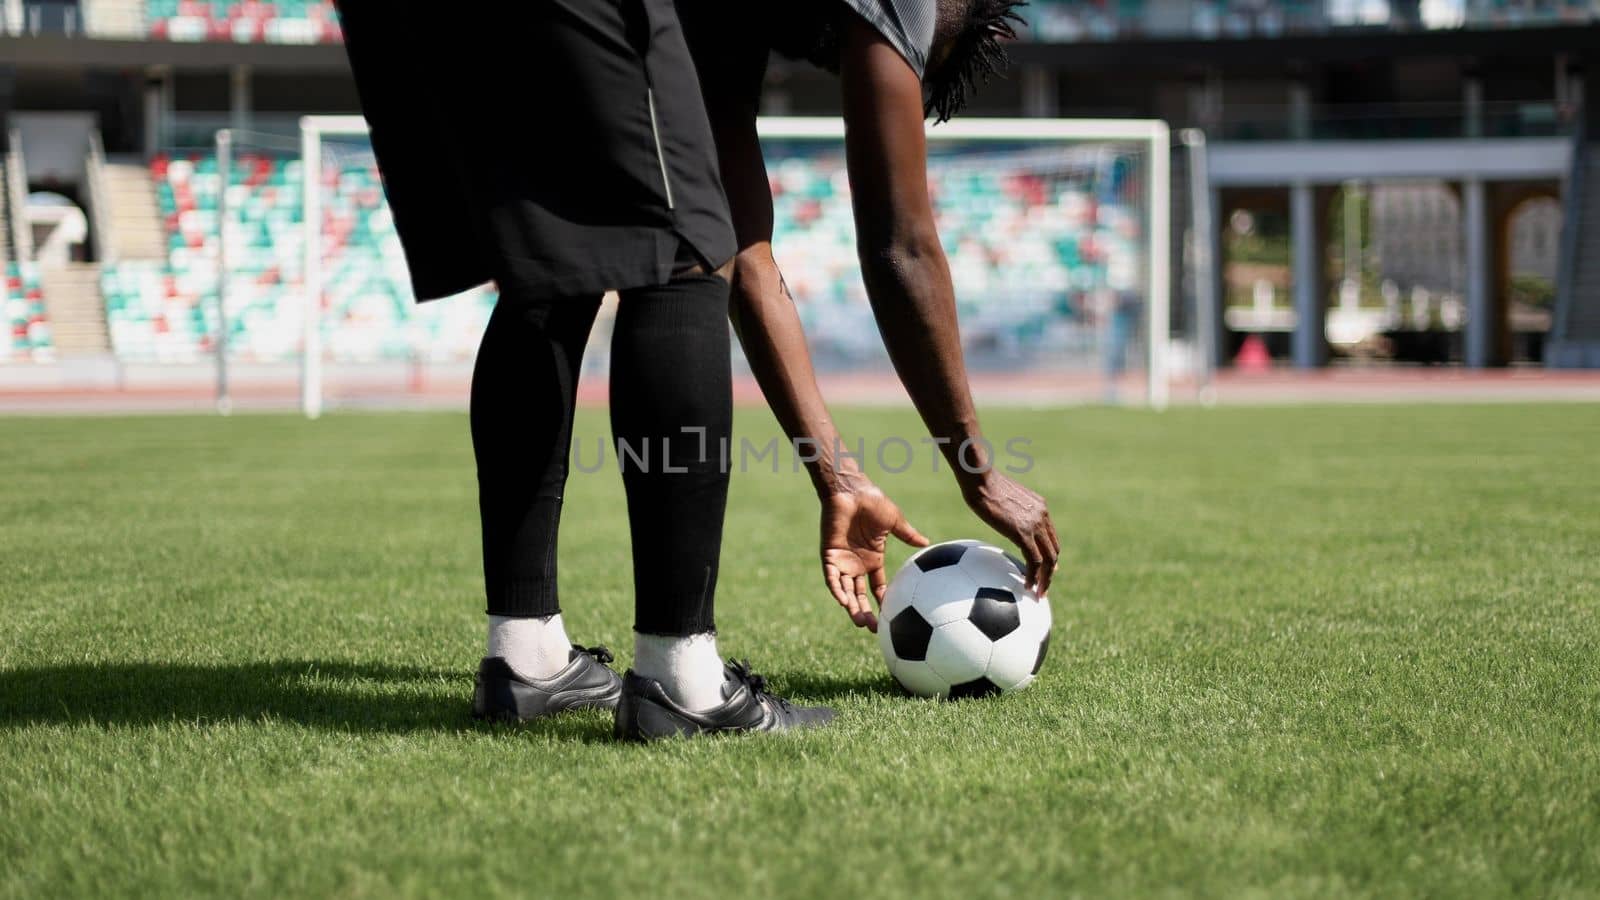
[752,117,1172,410]
[300,115,366,420]
[297,114,1174,417]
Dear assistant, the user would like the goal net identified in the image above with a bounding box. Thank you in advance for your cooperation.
[754,118,1170,407]
[282,116,1170,415]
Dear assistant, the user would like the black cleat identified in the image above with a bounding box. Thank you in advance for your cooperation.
[613,659,836,741]
[472,645,623,722]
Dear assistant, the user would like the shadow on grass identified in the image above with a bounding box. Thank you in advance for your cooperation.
[0,660,612,742]
[766,669,901,702]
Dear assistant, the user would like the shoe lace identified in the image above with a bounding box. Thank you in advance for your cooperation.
[572,644,614,666]
[728,658,790,711]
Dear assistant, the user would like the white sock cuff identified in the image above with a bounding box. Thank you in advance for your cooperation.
[487,613,572,680]
[632,630,725,711]
[634,629,717,648]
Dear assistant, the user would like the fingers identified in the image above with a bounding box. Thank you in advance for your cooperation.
[1016,533,1045,596]
[824,562,854,612]
[854,574,876,632]
[826,562,875,630]
[892,516,931,548]
[1034,538,1056,597]
[841,569,870,628]
[1036,512,1062,595]
[868,563,889,603]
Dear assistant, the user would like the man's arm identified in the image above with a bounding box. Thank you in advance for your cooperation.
[711,118,849,496]
[699,45,927,630]
[838,16,1061,594]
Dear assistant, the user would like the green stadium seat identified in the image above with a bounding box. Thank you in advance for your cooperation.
[147,0,341,44]
[104,149,497,364]
[3,263,53,362]
[102,139,1139,369]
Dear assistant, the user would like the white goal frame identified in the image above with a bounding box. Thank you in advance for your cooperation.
[299,115,1172,418]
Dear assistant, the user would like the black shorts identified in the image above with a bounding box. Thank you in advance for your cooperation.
[336,0,736,300]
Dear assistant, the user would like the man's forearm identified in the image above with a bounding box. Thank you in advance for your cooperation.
[728,248,860,497]
[858,237,991,488]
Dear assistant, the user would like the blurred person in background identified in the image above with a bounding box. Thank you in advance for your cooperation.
[1100,289,1143,404]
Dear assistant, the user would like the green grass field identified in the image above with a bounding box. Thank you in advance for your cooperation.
[3,404,1599,898]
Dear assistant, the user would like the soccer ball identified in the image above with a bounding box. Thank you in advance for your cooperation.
[878,539,1052,698]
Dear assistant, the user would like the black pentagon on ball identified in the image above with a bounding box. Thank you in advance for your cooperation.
[1031,631,1050,675]
[946,677,1002,699]
[913,543,969,572]
[889,607,933,661]
[967,587,1020,641]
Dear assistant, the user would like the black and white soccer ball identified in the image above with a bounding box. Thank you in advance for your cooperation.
[878,539,1052,698]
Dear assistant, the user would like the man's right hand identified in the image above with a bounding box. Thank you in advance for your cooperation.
[820,471,930,632]
[962,472,1060,597]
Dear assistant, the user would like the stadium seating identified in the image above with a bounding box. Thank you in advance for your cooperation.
[146,0,341,43]
[99,138,1140,369]
[763,141,1143,365]
[102,150,493,363]
[2,263,52,363]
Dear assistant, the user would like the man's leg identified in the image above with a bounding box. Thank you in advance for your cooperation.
[471,289,601,680]
[609,263,733,711]
[608,258,838,738]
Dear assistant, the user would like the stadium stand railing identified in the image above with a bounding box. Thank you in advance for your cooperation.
[0,125,51,363]
[1214,101,1570,141]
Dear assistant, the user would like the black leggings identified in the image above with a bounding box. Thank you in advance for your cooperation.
[471,269,731,636]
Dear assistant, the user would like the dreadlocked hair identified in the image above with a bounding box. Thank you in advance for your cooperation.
[925,0,1028,123]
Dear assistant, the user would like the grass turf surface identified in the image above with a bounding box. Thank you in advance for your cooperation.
[2,404,1598,898]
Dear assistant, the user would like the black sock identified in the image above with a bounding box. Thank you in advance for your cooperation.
[610,270,732,636]
[470,291,600,617]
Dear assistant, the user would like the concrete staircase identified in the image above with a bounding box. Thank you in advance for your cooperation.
[24,152,161,358]
[1551,147,1600,366]
[102,153,166,261]
[39,263,110,355]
